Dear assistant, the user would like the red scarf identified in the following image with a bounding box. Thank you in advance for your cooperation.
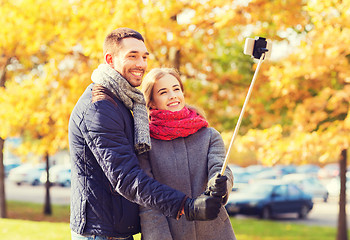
[149,107,208,140]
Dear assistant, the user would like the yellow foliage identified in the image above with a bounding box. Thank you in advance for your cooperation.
[0,0,349,165]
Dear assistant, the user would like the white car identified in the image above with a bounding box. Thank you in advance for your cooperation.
[40,165,71,187]
[282,173,329,202]
[326,175,350,198]
[8,163,46,186]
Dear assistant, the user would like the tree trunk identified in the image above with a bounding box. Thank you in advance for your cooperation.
[169,47,181,71]
[337,149,348,240]
[0,59,10,219]
[43,153,52,215]
[0,137,6,218]
[172,49,181,71]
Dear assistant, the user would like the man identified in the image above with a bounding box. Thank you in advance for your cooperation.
[69,28,228,240]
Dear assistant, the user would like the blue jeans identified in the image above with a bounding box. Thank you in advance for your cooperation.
[71,231,133,240]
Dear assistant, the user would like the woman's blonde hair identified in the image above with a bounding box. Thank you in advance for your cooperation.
[141,67,207,118]
[141,68,184,110]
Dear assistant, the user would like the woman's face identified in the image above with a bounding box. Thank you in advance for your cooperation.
[150,74,185,112]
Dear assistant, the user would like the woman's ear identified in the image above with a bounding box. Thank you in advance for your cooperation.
[149,101,156,110]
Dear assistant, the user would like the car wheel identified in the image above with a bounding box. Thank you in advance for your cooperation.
[260,206,271,219]
[298,205,309,219]
[228,212,237,217]
[32,179,40,186]
[63,180,71,187]
[323,192,329,203]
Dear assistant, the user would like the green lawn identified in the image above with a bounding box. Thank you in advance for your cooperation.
[0,201,343,240]
[230,217,339,240]
[0,218,72,240]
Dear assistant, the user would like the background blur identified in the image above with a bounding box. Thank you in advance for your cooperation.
[1,0,350,168]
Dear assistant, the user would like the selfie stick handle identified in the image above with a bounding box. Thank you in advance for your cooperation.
[220,53,265,176]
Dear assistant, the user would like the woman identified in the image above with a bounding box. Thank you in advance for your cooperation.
[138,68,236,240]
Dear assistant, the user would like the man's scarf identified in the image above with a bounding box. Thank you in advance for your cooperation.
[91,64,151,154]
[149,107,208,140]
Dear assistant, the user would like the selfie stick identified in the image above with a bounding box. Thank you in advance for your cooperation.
[220,52,266,176]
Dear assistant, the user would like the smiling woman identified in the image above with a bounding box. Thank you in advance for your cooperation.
[149,72,185,112]
[142,68,185,112]
[139,67,236,240]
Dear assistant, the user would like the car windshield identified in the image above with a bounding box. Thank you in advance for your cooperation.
[241,183,275,195]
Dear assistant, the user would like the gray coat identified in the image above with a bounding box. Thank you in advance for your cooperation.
[138,127,236,240]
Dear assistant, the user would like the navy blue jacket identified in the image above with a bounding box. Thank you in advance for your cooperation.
[69,84,186,238]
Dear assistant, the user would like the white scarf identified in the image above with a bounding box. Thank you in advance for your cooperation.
[91,64,151,155]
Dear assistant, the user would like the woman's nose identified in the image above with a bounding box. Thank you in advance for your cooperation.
[168,91,176,99]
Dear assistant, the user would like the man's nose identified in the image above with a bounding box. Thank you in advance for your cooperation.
[136,57,147,68]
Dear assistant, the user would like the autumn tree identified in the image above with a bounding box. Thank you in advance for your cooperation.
[0,0,103,216]
[228,0,350,238]
[2,1,349,235]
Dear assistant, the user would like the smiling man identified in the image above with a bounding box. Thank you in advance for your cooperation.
[68,28,223,240]
[104,35,149,87]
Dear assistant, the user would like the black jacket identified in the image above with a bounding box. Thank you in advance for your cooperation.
[68,84,186,238]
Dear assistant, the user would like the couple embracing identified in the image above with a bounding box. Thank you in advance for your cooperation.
[69,28,236,240]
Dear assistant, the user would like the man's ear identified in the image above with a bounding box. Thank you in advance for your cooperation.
[105,53,113,68]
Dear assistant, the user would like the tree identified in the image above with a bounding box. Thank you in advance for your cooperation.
[0,0,98,216]
[0,56,10,218]
[338,149,348,240]
[233,0,350,237]
[2,0,348,226]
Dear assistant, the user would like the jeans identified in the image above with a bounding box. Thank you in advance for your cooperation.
[71,231,133,240]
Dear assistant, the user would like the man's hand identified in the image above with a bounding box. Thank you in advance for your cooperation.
[184,193,222,221]
[206,173,228,198]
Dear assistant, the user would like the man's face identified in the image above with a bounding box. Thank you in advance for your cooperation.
[112,38,149,87]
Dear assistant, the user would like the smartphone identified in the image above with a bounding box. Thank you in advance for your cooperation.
[244,37,272,60]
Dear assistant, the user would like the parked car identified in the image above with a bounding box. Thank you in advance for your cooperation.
[232,171,254,191]
[250,168,283,182]
[326,174,350,198]
[282,173,329,202]
[8,163,46,186]
[228,164,253,191]
[274,164,297,175]
[228,164,244,173]
[245,165,270,175]
[318,163,339,179]
[296,164,320,175]
[225,180,313,219]
[40,165,71,187]
[4,163,20,177]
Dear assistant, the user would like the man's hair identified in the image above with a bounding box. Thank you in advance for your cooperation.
[103,28,144,56]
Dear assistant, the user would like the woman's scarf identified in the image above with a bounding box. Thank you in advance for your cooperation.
[149,107,208,140]
[91,64,151,155]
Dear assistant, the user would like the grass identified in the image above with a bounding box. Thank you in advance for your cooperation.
[229,217,339,240]
[0,201,344,240]
[0,218,71,240]
[6,201,70,222]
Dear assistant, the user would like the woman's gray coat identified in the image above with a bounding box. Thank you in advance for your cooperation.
[138,127,236,240]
